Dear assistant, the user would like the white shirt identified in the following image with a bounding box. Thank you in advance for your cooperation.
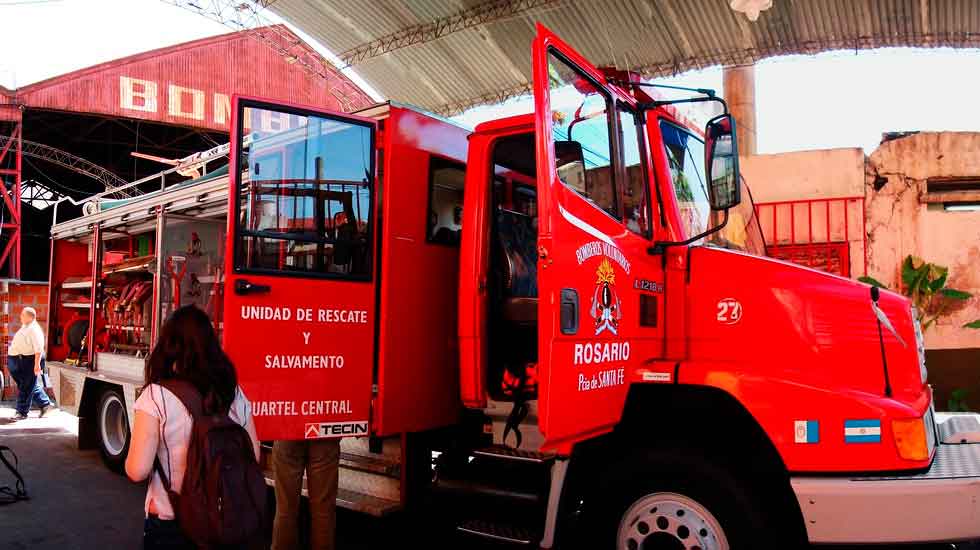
[133,384,253,519]
[9,321,45,356]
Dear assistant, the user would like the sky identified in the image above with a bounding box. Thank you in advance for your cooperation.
[3,0,980,156]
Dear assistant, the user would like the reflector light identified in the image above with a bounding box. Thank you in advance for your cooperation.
[892,418,929,461]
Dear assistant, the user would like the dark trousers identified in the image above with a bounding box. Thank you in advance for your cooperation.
[271,439,340,550]
[144,516,194,550]
[8,355,51,416]
[144,516,251,550]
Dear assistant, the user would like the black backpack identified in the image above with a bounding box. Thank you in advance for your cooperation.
[153,380,268,547]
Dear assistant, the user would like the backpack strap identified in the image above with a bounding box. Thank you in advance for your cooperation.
[151,380,203,508]
[158,379,205,418]
[153,455,180,508]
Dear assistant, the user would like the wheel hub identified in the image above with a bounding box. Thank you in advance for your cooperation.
[617,492,729,550]
[100,395,127,456]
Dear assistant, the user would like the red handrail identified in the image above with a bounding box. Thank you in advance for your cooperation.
[755,196,867,276]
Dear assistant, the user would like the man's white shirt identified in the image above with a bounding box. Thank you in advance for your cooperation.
[9,321,45,356]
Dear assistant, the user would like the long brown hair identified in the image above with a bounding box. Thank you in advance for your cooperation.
[145,305,237,413]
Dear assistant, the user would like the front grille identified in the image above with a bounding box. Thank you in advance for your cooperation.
[925,402,937,457]
[911,306,927,383]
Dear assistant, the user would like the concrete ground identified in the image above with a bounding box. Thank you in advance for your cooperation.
[0,401,975,549]
[0,401,413,550]
[0,402,145,550]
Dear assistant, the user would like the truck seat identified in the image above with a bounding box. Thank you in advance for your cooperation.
[496,209,538,323]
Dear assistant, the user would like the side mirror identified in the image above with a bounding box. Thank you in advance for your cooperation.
[705,114,741,211]
[555,140,586,192]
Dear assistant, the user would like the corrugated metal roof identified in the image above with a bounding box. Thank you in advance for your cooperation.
[267,0,980,115]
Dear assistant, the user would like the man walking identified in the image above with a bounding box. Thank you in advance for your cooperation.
[271,439,340,550]
[8,307,52,420]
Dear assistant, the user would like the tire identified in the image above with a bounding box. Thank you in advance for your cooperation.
[585,449,779,550]
[97,387,130,472]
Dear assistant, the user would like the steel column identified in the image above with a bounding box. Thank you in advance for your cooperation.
[0,122,22,279]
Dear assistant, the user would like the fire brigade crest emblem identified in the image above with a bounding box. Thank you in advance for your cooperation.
[590,258,622,336]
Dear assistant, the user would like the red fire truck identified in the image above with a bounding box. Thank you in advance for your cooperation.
[45,26,980,548]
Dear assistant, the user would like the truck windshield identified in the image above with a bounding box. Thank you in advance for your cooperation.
[660,120,765,257]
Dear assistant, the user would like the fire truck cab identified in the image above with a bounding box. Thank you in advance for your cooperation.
[46,25,980,549]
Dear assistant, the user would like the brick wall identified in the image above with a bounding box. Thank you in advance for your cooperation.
[1,281,50,400]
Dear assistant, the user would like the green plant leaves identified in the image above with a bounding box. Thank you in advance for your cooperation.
[858,276,886,288]
[901,256,924,288]
[941,288,972,300]
[863,255,974,334]
[949,388,971,412]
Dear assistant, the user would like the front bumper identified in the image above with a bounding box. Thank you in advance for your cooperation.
[792,413,980,544]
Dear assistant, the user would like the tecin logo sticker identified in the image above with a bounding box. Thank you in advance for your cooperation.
[591,258,622,335]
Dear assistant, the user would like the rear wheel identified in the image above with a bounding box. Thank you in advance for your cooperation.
[97,388,130,472]
[588,450,772,550]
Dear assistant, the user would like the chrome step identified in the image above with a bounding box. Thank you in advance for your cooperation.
[340,451,401,477]
[472,444,555,464]
[336,487,401,517]
[457,519,539,545]
[260,442,401,477]
[435,477,541,504]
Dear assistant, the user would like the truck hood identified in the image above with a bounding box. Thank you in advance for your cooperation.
[686,247,925,404]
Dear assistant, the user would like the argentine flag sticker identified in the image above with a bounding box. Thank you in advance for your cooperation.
[844,419,882,443]
[794,420,819,444]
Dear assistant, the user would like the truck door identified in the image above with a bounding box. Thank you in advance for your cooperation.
[531,25,664,448]
[224,97,377,441]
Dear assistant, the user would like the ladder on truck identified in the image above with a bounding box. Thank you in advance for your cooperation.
[50,141,237,240]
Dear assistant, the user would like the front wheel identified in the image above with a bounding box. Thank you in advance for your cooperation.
[97,387,130,472]
[589,450,775,550]
[618,491,729,550]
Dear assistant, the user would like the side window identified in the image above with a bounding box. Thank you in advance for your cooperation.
[427,157,466,245]
[660,121,711,240]
[547,51,618,219]
[619,107,650,237]
[235,106,374,278]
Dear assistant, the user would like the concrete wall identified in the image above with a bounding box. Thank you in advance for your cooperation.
[867,132,980,351]
[1,281,50,400]
[741,148,866,202]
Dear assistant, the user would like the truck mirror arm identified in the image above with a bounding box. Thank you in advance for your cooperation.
[609,80,729,115]
[637,96,729,114]
[648,208,730,256]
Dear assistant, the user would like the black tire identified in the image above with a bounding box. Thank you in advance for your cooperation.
[583,449,787,550]
[97,387,130,472]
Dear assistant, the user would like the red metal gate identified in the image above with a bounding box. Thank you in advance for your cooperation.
[755,197,865,278]
[767,242,852,277]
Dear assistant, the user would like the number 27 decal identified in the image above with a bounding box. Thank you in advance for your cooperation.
[717,298,743,325]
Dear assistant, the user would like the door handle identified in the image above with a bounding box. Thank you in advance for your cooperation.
[560,288,579,335]
[234,279,271,295]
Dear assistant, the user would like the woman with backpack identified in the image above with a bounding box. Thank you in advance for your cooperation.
[125,305,266,549]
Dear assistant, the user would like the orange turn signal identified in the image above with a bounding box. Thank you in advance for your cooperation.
[892,418,929,461]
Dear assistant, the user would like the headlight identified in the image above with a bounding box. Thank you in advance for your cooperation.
[911,306,927,383]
